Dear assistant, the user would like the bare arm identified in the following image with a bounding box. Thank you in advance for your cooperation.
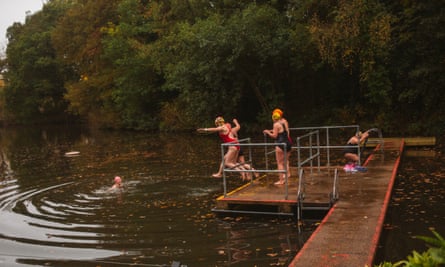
[347,131,370,144]
[197,125,226,134]
[360,131,370,142]
[282,118,290,137]
[231,119,240,137]
[263,122,280,139]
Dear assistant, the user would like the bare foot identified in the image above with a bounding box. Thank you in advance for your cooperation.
[252,168,260,178]
[212,173,222,178]
[241,173,251,181]
[274,180,285,185]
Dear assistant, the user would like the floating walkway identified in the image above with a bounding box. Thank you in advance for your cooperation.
[213,125,373,218]
[211,125,415,266]
[212,127,341,219]
[288,138,403,267]
[213,166,338,217]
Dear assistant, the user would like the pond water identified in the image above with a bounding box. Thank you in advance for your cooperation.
[375,146,445,264]
[1,125,443,267]
[0,126,314,267]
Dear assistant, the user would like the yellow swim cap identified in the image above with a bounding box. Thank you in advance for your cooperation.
[215,116,225,126]
[272,111,281,120]
[272,108,283,117]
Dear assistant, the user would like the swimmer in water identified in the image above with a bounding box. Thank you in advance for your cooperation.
[111,176,122,189]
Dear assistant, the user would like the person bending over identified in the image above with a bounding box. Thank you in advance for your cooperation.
[343,130,369,172]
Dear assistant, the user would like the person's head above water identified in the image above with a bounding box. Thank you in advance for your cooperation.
[114,176,122,184]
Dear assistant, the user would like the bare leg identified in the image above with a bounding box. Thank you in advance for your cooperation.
[274,147,285,185]
[285,151,291,178]
[212,161,223,178]
[224,147,249,180]
[344,153,359,165]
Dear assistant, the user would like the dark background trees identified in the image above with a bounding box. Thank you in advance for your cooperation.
[1,0,444,136]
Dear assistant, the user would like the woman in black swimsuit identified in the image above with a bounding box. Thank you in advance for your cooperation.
[343,130,369,170]
[263,110,292,185]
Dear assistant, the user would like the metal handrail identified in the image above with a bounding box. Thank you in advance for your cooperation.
[219,125,376,204]
[331,168,339,203]
[220,140,289,198]
[296,168,305,221]
[295,130,321,174]
[289,125,361,166]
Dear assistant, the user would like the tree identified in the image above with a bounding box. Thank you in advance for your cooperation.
[386,1,445,135]
[309,0,393,124]
[3,3,69,123]
[100,0,165,130]
[52,0,120,127]
[157,3,304,128]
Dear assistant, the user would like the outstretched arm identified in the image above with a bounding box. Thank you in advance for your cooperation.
[197,125,224,134]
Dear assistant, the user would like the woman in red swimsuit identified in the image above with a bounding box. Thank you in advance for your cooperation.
[197,116,247,179]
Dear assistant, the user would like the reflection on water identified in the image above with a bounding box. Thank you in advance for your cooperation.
[0,126,313,267]
[375,147,445,264]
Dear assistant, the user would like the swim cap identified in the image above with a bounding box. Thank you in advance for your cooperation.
[114,176,122,183]
[272,108,283,117]
[214,116,225,126]
[272,111,281,120]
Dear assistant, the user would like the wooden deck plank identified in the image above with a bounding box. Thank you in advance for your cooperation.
[215,168,337,212]
[366,136,435,146]
[214,138,405,266]
[288,139,403,267]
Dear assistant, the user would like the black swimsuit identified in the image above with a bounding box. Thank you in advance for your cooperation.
[276,123,292,152]
[343,143,359,155]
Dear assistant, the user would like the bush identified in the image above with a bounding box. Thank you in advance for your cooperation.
[375,231,445,267]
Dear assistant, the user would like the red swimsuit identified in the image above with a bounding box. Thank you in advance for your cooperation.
[218,123,240,150]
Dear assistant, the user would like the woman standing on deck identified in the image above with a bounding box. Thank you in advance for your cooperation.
[263,110,292,185]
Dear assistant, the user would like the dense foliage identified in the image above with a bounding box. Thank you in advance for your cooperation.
[375,230,445,267]
[1,0,444,136]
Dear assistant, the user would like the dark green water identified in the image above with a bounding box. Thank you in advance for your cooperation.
[1,125,443,267]
[0,125,313,267]
[374,147,445,264]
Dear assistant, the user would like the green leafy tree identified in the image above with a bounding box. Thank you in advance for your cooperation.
[385,1,445,135]
[3,2,69,123]
[52,0,120,127]
[309,0,393,124]
[157,3,303,128]
[100,0,165,130]
[2,0,444,136]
